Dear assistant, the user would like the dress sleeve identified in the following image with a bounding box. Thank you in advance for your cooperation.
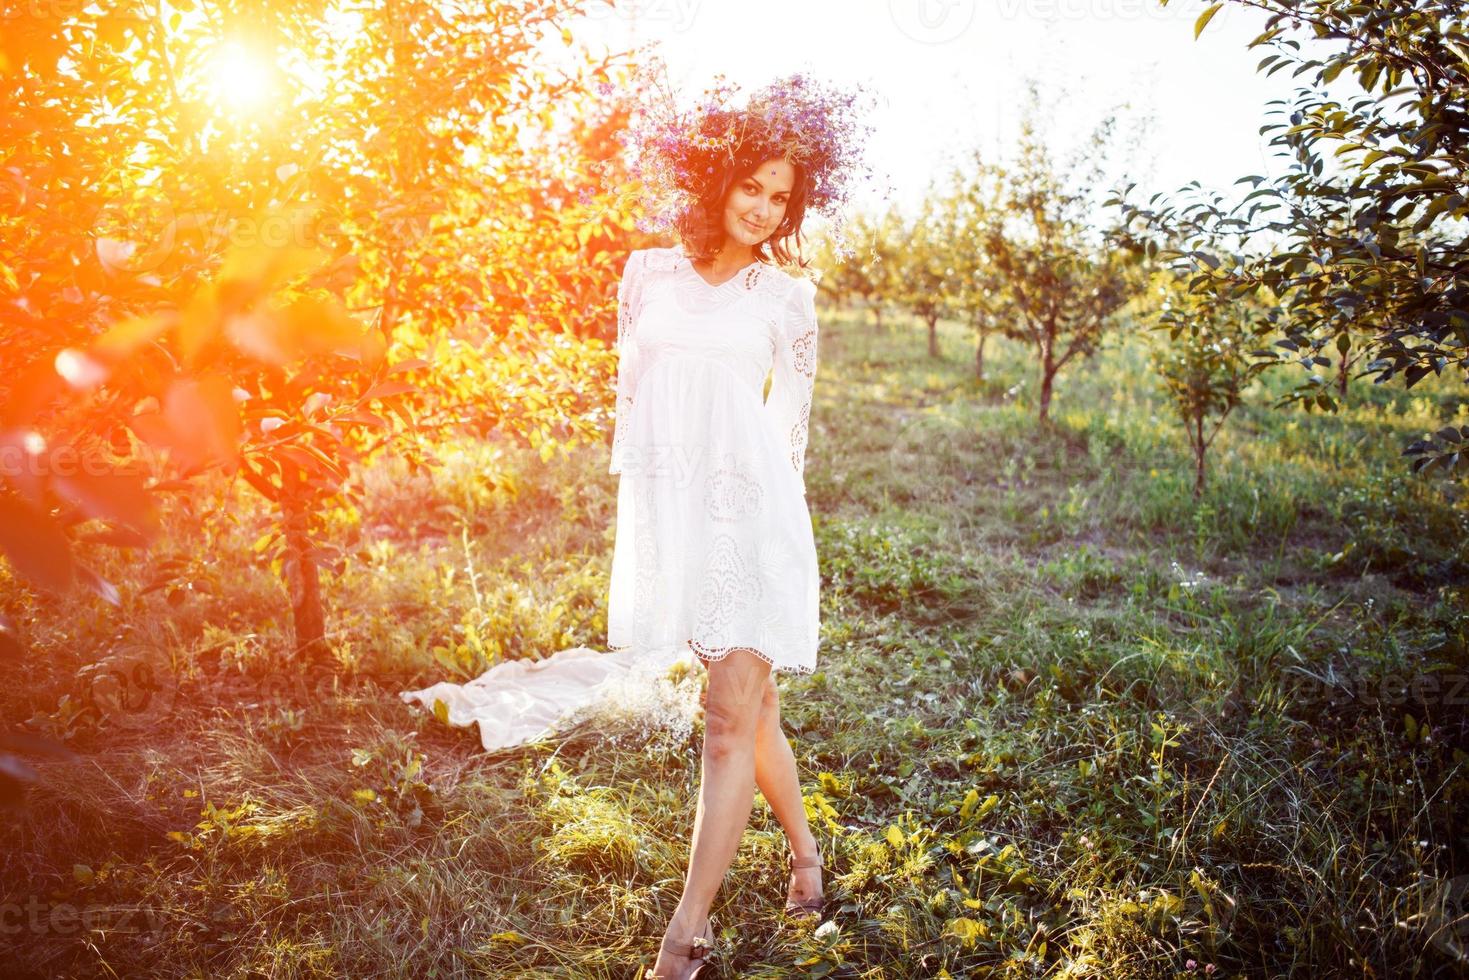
[765,276,819,495]
[609,249,645,476]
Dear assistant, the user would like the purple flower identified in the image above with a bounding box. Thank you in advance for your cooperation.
[618,58,879,232]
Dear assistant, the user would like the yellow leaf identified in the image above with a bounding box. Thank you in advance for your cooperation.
[176,285,221,366]
[1194,3,1222,39]
[959,788,979,821]
[944,916,990,947]
[93,312,176,356]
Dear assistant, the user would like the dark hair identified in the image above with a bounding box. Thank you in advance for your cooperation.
[675,152,812,270]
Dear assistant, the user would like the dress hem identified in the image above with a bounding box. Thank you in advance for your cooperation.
[607,640,816,676]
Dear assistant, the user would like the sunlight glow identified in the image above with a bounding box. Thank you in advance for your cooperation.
[204,42,275,114]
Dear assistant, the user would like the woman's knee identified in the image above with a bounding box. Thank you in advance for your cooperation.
[704,693,755,740]
[703,649,770,752]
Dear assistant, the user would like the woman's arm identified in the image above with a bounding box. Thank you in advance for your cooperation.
[765,276,819,495]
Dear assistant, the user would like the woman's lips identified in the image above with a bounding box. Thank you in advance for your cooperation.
[743,219,762,232]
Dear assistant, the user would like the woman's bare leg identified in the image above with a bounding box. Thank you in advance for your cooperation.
[651,648,770,979]
[752,675,822,906]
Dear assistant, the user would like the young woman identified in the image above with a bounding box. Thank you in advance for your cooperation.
[404,67,873,980]
[610,154,827,980]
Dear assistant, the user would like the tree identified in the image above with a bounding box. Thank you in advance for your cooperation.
[824,208,906,333]
[1120,0,1469,477]
[891,194,960,359]
[940,159,1009,380]
[965,110,1136,423]
[1150,270,1279,497]
[0,0,635,663]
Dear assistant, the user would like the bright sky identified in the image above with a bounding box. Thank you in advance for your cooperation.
[567,0,1337,228]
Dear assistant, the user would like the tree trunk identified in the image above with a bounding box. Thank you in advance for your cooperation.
[927,317,940,359]
[280,466,328,663]
[1337,349,1351,398]
[1038,345,1056,422]
[1193,415,1207,499]
[872,303,883,333]
[974,329,988,379]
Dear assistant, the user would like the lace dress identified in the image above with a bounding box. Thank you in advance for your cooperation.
[608,243,821,675]
[398,244,821,751]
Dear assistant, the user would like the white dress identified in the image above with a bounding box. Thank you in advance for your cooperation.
[399,243,821,751]
[608,243,821,675]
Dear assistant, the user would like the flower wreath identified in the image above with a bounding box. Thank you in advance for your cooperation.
[606,57,885,261]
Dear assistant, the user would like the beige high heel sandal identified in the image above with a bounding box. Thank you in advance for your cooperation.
[647,916,714,980]
[784,852,825,919]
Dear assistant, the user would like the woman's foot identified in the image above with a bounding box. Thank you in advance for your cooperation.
[648,913,713,980]
[785,846,825,919]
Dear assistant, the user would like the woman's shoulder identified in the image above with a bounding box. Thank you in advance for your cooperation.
[752,260,820,300]
[771,265,819,304]
[630,245,684,274]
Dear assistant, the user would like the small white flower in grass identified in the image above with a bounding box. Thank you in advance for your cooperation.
[1169,559,1208,589]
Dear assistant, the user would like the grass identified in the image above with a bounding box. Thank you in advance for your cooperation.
[1,307,1466,978]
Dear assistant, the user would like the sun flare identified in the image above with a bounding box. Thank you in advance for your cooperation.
[203,42,275,113]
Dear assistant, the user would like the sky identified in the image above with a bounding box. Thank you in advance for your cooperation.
[564,0,1340,229]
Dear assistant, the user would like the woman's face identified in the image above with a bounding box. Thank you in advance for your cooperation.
[722,157,795,248]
